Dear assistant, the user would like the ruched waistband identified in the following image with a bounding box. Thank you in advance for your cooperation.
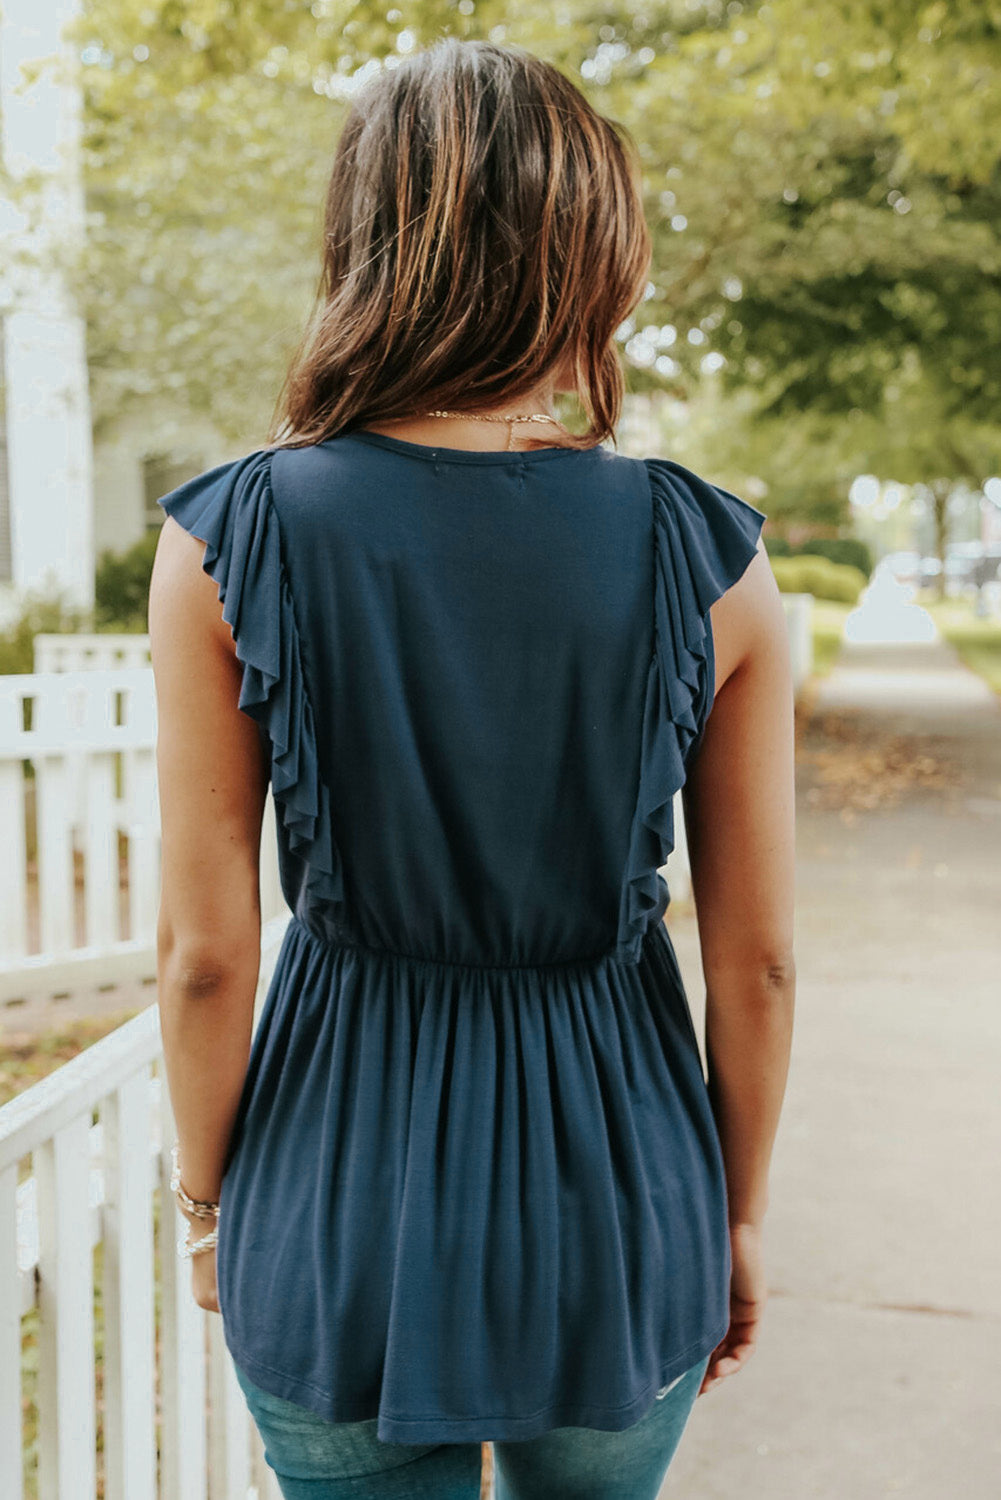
[287,914,654,976]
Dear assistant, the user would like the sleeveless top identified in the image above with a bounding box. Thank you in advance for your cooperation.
[156,429,766,1445]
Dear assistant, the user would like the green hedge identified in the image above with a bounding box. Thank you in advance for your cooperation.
[0,593,91,675]
[95,530,160,631]
[768,554,867,604]
[765,536,873,578]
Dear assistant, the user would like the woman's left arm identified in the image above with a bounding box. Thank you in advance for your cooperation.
[148,514,270,1295]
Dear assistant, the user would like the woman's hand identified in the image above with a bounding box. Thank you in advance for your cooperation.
[180,1207,221,1313]
[698,1221,767,1395]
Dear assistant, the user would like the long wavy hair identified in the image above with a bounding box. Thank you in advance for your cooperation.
[269,38,652,451]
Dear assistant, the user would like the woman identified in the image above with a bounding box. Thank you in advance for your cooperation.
[149,36,795,1500]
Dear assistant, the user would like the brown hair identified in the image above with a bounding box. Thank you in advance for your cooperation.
[269,38,652,451]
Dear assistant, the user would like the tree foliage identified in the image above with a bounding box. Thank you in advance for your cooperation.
[45,0,1001,517]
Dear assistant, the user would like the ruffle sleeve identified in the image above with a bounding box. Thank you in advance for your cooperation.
[618,457,768,958]
[156,450,348,930]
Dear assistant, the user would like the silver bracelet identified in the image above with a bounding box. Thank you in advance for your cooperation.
[177,1224,220,1260]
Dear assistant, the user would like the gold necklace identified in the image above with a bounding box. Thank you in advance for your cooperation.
[422,408,572,451]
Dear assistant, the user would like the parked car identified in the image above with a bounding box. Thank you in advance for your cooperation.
[916,547,1000,591]
[969,549,1001,589]
[945,543,1001,589]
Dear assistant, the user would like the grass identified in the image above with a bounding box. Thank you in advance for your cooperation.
[917,592,1001,696]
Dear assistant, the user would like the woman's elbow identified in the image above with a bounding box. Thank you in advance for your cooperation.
[157,911,259,998]
[762,949,796,993]
[705,943,796,1008]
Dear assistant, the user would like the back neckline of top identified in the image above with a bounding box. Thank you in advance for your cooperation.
[333,429,608,466]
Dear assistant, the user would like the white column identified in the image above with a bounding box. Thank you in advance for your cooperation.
[0,0,95,611]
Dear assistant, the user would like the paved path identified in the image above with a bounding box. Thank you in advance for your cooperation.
[661,575,1001,1498]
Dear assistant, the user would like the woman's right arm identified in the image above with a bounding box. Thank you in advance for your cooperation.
[680,539,797,1393]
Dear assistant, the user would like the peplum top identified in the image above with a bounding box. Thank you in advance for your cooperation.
[156,429,767,1445]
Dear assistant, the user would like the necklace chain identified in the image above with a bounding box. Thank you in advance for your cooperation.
[422,408,571,452]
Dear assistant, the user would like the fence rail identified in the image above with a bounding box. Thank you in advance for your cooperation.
[33,635,153,675]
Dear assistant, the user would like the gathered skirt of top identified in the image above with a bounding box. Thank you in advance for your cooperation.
[216,915,731,1446]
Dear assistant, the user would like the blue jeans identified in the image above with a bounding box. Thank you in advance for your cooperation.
[232,1355,709,1499]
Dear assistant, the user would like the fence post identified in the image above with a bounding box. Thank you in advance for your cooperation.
[0,718,28,958]
[157,1072,208,1500]
[34,1115,97,1500]
[0,1161,23,1500]
[101,1071,157,1500]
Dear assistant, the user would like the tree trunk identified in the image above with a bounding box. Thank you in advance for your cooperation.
[930,480,950,601]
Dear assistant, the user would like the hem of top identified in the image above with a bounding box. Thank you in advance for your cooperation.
[287,914,660,974]
[333,429,606,466]
[223,1318,725,1445]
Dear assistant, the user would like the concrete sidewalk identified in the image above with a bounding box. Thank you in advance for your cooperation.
[662,582,1001,1498]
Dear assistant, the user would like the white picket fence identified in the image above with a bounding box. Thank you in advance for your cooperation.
[0,643,285,1494]
[0,668,161,1005]
[0,913,291,1500]
[0,661,283,1006]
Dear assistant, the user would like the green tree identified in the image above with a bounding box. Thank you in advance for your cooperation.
[36,0,998,536]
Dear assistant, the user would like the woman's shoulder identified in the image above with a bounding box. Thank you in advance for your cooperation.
[159,438,380,526]
[637,453,767,611]
[155,448,274,545]
[641,454,767,538]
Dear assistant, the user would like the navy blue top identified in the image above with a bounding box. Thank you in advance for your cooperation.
[157,429,766,1444]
